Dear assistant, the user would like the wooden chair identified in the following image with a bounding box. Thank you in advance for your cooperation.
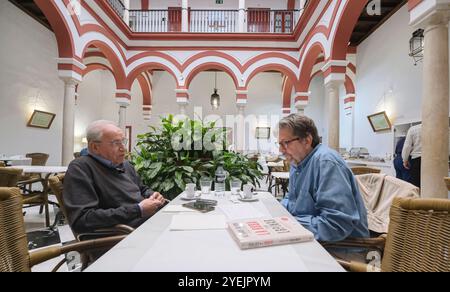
[351,166,381,176]
[0,187,125,272]
[335,197,450,272]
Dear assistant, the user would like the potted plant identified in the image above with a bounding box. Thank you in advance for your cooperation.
[131,115,263,199]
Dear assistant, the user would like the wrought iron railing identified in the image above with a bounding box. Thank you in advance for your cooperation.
[107,0,125,19]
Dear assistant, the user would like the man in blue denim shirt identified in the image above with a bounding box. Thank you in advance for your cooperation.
[279,114,369,242]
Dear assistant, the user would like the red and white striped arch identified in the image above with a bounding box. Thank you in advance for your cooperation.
[35,0,373,110]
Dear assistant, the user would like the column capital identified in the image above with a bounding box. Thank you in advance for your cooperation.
[295,100,308,111]
[177,97,189,106]
[58,58,85,84]
[236,98,247,109]
[60,77,80,87]
[324,77,345,90]
[409,1,450,28]
[176,87,189,107]
[116,97,131,107]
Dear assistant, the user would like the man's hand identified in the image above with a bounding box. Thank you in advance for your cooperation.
[403,161,410,170]
[139,198,164,218]
[150,192,166,205]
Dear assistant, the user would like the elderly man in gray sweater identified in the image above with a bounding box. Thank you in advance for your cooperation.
[63,120,167,234]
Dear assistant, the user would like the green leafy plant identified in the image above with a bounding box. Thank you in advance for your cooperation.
[131,115,263,199]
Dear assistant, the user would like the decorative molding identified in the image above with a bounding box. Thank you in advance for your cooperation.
[115,97,131,106]
[57,58,87,70]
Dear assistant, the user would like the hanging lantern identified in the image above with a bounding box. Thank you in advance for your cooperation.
[211,72,220,109]
[409,29,424,66]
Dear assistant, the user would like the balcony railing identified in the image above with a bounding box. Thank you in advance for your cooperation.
[130,10,169,33]
[190,10,239,33]
[107,0,125,19]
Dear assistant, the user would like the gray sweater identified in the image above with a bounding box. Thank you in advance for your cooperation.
[63,155,154,234]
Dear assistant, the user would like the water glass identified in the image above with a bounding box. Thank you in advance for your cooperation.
[230,179,242,195]
[200,177,212,195]
[214,182,225,197]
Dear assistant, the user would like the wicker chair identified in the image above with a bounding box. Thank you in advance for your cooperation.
[48,174,134,240]
[351,167,381,176]
[336,197,450,272]
[18,153,49,194]
[0,161,5,167]
[0,167,48,209]
[0,187,125,272]
[444,177,450,191]
[26,153,49,166]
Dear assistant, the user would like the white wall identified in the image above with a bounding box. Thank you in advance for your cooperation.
[0,1,64,165]
[355,5,426,157]
[75,70,148,151]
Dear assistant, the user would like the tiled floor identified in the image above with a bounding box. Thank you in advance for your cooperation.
[24,195,76,272]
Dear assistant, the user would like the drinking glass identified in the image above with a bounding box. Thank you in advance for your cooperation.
[230,179,242,196]
[200,177,212,195]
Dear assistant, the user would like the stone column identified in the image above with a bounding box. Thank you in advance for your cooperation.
[61,78,79,166]
[236,98,247,153]
[421,14,449,198]
[238,0,246,33]
[325,81,342,151]
[182,0,189,32]
[116,97,130,132]
[176,89,190,116]
[123,0,130,26]
[344,94,356,147]
[294,92,310,115]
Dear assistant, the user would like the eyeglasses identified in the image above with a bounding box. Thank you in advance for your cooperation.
[277,137,301,149]
[94,138,128,147]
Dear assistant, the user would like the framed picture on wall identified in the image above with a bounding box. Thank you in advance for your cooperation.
[125,126,132,153]
[367,111,392,132]
[255,127,271,139]
[27,110,56,129]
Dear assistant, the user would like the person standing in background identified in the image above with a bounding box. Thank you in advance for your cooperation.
[394,137,411,182]
[402,124,422,188]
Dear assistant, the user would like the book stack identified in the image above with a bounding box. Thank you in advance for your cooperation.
[228,216,314,249]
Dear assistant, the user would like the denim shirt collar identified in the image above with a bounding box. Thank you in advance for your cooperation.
[292,144,322,171]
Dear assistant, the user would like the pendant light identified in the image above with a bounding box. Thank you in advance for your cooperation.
[211,72,220,110]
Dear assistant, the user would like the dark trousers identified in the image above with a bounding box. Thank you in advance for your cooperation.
[410,157,421,188]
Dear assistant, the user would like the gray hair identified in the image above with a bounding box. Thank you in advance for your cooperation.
[86,120,117,142]
[278,114,321,148]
